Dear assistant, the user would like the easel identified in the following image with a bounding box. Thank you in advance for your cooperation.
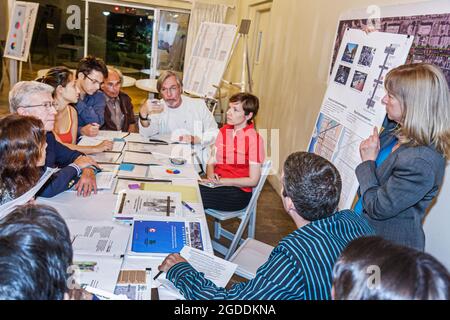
[222,19,253,93]
[217,19,253,124]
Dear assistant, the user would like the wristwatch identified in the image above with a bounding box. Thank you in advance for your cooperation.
[139,113,148,121]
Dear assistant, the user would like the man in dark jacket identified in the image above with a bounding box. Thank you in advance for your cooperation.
[9,81,98,197]
[101,67,137,133]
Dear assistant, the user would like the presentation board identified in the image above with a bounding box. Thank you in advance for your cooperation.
[323,0,450,269]
[3,1,39,62]
[308,29,413,210]
[183,22,237,99]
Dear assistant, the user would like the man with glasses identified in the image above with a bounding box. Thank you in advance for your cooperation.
[9,81,98,197]
[138,71,218,167]
[75,55,108,137]
[101,67,137,133]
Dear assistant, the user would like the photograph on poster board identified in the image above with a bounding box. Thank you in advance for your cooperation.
[358,46,376,67]
[350,71,368,92]
[334,65,351,85]
[341,43,359,63]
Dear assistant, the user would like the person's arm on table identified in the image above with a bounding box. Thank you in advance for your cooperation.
[159,247,302,300]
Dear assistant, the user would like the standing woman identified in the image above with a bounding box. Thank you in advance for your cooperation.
[0,115,47,205]
[39,67,112,154]
[355,63,450,251]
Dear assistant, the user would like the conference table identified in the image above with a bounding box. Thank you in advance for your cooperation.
[36,133,213,300]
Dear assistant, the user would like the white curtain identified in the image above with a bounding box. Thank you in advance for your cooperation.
[183,1,228,72]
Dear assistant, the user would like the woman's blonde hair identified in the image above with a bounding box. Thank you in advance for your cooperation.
[385,63,450,158]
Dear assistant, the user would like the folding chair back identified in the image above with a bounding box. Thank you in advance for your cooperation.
[206,160,272,260]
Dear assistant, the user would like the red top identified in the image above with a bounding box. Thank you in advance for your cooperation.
[214,123,265,192]
[55,108,74,144]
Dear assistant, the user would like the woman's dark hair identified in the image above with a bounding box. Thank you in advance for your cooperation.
[76,55,108,78]
[0,204,73,300]
[333,236,450,300]
[229,93,260,124]
[282,152,342,221]
[0,114,46,200]
[38,66,73,94]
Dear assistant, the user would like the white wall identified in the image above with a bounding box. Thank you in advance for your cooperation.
[424,163,450,270]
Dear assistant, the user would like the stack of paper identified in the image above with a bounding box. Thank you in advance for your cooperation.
[66,219,132,292]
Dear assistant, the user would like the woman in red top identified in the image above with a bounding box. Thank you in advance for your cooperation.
[200,93,265,211]
[39,67,112,154]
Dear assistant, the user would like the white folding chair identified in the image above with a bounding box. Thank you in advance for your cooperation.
[205,160,272,260]
[229,238,274,279]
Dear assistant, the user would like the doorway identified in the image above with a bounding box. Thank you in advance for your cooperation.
[249,1,272,99]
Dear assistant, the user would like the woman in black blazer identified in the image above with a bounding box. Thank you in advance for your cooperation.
[355,63,450,251]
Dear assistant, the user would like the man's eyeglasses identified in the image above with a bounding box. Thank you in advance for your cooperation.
[84,73,103,86]
[22,101,57,109]
[160,85,180,95]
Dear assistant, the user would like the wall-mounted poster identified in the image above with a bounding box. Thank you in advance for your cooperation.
[3,1,39,62]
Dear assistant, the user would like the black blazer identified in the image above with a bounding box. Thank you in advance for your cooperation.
[355,120,446,251]
[37,132,83,198]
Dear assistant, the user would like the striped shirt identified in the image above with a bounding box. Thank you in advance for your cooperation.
[166,210,374,300]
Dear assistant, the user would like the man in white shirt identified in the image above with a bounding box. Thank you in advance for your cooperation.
[138,71,218,169]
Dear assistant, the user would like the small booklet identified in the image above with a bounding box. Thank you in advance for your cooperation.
[198,181,226,188]
[72,254,124,293]
[95,171,116,190]
[90,152,122,164]
[114,190,183,220]
[78,136,125,153]
[128,216,207,256]
[66,219,132,257]
[117,164,152,179]
[122,151,164,166]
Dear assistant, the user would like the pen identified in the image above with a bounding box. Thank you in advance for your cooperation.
[181,201,196,213]
[153,270,163,281]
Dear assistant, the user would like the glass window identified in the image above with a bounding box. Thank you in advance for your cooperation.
[88,3,154,75]
[157,11,190,74]
[25,0,85,70]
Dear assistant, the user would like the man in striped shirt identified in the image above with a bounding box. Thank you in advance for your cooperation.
[158,152,374,300]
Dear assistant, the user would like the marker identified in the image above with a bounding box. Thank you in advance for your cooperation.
[181,201,196,213]
[153,270,163,281]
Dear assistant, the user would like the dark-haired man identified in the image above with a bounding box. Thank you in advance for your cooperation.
[158,152,374,300]
[75,55,108,137]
